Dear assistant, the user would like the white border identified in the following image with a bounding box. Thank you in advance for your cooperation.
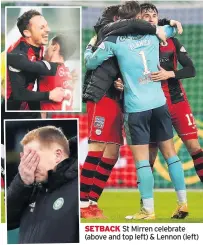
[5,6,82,113]
[4,117,80,244]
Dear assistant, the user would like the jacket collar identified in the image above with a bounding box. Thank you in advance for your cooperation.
[94,16,112,34]
[43,157,78,192]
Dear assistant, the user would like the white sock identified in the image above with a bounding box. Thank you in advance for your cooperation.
[80,201,90,208]
[89,200,97,206]
[143,198,154,213]
[176,190,187,204]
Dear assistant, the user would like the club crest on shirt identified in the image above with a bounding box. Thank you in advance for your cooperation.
[53,197,64,210]
[94,116,105,129]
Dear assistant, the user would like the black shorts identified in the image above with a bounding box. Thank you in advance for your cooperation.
[124,104,173,145]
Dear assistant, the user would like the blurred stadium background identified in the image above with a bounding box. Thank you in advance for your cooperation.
[1,0,203,232]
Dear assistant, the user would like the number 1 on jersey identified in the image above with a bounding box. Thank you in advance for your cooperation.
[139,50,150,75]
[185,113,195,126]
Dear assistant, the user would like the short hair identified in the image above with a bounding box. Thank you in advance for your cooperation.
[52,34,75,60]
[102,5,120,20]
[17,10,42,37]
[21,126,70,156]
[118,1,141,19]
[140,3,159,14]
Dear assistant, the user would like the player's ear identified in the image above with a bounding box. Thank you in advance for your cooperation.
[53,43,60,52]
[55,148,63,164]
[23,29,31,38]
[113,16,119,21]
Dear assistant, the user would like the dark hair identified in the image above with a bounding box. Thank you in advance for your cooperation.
[140,3,158,14]
[102,5,120,20]
[17,10,41,37]
[118,1,141,19]
[52,34,76,60]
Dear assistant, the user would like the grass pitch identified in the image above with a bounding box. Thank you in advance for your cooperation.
[1,190,5,223]
[81,190,203,223]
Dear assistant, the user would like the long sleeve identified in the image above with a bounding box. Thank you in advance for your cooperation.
[7,53,58,76]
[8,69,50,102]
[7,174,33,230]
[85,39,116,70]
[172,38,196,79]
[162,25,176,39]
[102,19,157,37]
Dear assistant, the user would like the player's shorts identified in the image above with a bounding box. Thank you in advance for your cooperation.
[124,104,173,145]
[168,99,198,141]
[87,96,123,145]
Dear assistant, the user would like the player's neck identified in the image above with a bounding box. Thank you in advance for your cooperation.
[50,54,64,64]
[25,37,41,48]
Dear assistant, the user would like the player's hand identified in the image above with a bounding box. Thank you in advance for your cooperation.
[49,87,65,102]
[18,149,40,185]
[156,27,167,45]
[170,20,183,34]
[70,69,78,84]
[151,66,175,81]
[41,112,47,119]
[114,78,124,91]
[88,35,97,46]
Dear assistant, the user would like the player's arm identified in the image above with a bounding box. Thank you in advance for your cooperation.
[172,38,196,79]
[103,19,157,36]
[8,68,64,102]
[7,174,33,230]
[158,19,183,34]
[7,53,58,76]
[8,69,50,101]
[151,38,195,82]
[85,37,116,70]
[162,25,177,39]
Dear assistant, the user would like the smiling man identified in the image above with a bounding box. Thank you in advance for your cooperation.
[7,126,79,243]
[6,10,65,111]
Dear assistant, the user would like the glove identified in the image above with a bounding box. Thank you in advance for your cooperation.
[86,35,97,50]
[89,35,97,46]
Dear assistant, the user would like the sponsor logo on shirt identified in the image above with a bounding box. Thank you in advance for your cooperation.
[58,67,71,77]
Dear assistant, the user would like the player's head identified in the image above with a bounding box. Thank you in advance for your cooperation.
[17,10,50,47]
[102,5,120,21]
[21,126,70,182]
[44,34,75,62]
[118,1,141,20]
[94,5,120,35]
[140,3,159,25]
